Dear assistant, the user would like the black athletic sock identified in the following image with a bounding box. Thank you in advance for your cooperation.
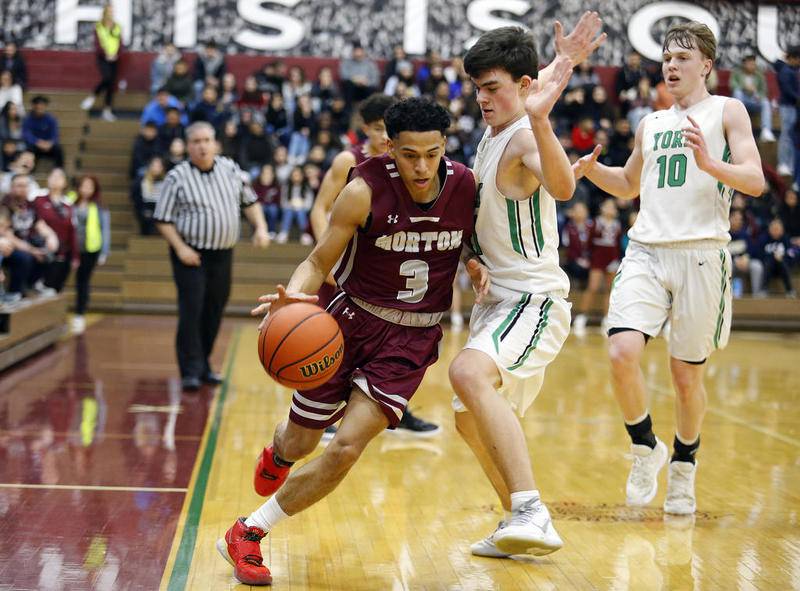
[273,451,295,468]
[672,435,699,464]
[625,414,657,449]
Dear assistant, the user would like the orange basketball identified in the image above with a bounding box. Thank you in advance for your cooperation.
[258,302,344,390]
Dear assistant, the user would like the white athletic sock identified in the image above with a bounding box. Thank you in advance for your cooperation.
[510,490,540,513]
[246,496,289,532]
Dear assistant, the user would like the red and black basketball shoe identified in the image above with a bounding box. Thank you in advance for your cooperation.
[253,444,291,497]
[216,517,272,586]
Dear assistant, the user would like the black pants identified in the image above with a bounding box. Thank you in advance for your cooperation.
[94,58,118,108]
[75,251,100,314]
[44,256,73,292]
[763,256,794,293]
[30,143,64,168]
[170,247,232,379]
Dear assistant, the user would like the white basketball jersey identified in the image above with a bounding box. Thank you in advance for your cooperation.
[630,95,733,245]
[472,115,569,298]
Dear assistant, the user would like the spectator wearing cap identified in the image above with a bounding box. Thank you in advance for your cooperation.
[775,46,800,177]
[22,96,64,169]
[339,41,380,107]
[731,54,775,143]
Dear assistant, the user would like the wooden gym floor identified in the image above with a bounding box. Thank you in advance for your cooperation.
[0,315,798,590]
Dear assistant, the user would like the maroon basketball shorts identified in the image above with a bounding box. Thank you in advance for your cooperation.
[289,295,443,429]
[590,247,621,273]
[316,282,341,310]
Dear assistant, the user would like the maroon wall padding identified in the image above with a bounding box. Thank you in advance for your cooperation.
[22,48,774,100]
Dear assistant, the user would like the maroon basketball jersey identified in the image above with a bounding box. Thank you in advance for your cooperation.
[590,216,622,267]
[333,154,476,313]
[349,144,370,165]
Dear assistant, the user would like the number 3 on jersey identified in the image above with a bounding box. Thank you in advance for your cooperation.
[397,259,429,303]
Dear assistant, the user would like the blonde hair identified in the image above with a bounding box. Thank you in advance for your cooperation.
[663,22,717,78]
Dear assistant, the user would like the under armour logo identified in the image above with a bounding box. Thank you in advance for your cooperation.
[387,215,399,224]
[342,307,355,320]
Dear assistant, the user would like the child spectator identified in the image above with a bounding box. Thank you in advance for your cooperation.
[69,175,110,333]
[276,166,314,244]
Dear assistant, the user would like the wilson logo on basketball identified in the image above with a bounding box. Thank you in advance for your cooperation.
[299,344,344,378]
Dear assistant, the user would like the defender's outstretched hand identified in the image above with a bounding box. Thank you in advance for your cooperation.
[525,57,573,120]
[572,144,602,180]
[252,284,319,330]
[554,11,607,65]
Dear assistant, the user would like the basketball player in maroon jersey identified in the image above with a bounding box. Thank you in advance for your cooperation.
[216,97,489,585]
[310,93,440,436]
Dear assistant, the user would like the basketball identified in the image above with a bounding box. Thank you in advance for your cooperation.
[258,302,344,390]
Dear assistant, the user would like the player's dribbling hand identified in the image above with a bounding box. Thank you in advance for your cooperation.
[466,258,490,304]
[572,144,602,180]
[252,284,319,330]
[554,11,607,66]
[683,116,712,172]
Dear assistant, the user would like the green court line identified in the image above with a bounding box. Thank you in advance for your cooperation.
[166,327,242,591]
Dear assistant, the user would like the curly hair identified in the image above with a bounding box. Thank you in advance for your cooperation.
[384,97,451,139]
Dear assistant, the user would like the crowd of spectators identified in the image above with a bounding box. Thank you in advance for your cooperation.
[2,36,799,316]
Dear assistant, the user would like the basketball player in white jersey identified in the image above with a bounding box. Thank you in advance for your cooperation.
[449,13,606,557]
[573,22,764,515]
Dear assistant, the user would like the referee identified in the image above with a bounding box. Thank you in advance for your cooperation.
[154,121,270,391]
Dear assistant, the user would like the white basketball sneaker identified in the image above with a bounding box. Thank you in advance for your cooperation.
[663,461,697,515]
[572,313,587,337]
[493,499,563,556]
[470,521,511,558]
[626,438,668,506]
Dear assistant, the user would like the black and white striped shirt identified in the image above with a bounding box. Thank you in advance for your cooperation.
[154,156,258,250]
